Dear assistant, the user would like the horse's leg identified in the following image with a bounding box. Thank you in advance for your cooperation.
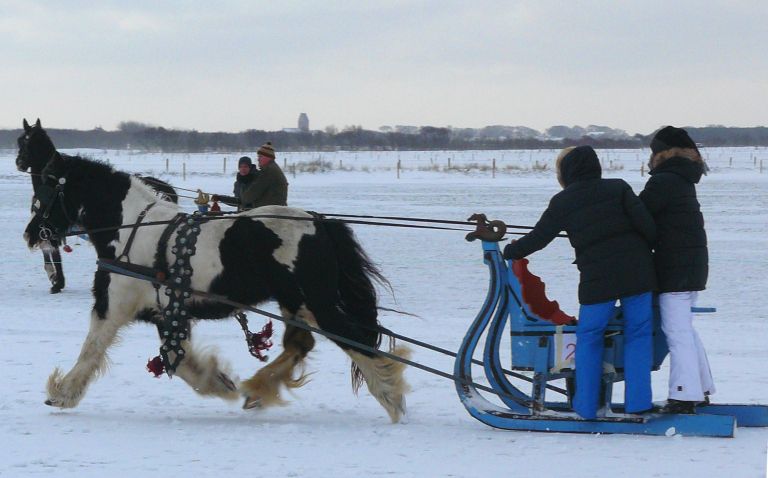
[310,305,411,424]
[344,345,411,424]
[172,331,239,401]
[45,306,133,408]
[240,306,316,409]
[42,244,64,294]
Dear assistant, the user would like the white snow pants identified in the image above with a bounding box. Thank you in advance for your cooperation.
[660,291,716,401]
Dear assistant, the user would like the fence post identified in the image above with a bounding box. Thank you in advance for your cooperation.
[284,158,287,169]
[223,157,227,174]
[761,159,764,173]
[448,157,451,169]
[339,159,343,169]
[641,163,645,177]
[165,158,169,172]
[183,162,186,181]
[729,156,732,167]
[397,159,401,179]
[492,158,496,178]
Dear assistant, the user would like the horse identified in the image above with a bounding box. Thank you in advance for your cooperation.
[17,119,178,293]
[20,130,409,422]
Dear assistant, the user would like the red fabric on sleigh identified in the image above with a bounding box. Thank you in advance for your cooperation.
[511,258,577,326]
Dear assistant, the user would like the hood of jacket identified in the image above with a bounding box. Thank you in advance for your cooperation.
[649,148,705,184]
[558,145,602,187]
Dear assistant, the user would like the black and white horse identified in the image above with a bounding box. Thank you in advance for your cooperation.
[20,131,409,422]
[17,119,178,293]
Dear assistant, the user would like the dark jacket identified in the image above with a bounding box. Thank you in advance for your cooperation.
[216,165,259,209]
[503,146,657,305]
[241,160,288,209]
[233,164,258,200]
[639,153,708,292]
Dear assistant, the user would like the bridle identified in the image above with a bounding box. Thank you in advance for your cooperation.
[30,160,77,244]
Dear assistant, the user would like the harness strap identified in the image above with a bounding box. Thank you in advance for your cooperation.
[116,202,157,263]
[154,213,186,275]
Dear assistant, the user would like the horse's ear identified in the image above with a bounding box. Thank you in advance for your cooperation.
[35,118,41,128]
[23,118,30,132]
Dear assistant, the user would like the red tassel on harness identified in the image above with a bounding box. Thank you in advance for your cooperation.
[253,321,273,348]
[210,200,221,212]
[63,245,73,253]
[147,356,165,377]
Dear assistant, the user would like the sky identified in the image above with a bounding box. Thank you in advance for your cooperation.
[1,0,766,135]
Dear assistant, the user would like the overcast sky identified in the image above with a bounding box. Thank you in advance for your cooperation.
[1,1,766,134]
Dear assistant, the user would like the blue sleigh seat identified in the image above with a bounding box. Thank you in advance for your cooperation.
[507,257,669,374]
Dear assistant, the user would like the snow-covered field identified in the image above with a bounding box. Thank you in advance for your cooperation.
[1,148,766,477]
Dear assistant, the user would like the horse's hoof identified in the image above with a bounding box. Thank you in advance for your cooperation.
[217,372,237,392]
[242,396,262,410]
[44,398,61,407]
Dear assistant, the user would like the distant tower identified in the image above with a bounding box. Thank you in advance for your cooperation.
[298,113,309,132]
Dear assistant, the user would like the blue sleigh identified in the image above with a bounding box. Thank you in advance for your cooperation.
[455,215,768,437]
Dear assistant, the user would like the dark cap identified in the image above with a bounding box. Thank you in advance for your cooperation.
[650,126,698,155]
[238,156,252,166]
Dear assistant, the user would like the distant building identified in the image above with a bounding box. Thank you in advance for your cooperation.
[298,113,309,132]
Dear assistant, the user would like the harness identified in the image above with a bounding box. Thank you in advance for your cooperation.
[155,212,206,373]
[116,202,156,263]
[32,176,76,243]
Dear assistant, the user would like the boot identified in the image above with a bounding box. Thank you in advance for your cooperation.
[658,399,697,414]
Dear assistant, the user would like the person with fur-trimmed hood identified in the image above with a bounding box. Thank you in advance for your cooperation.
[503,145,657,419]
[640,126,714,415]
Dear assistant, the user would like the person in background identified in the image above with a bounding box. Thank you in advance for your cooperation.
[238,141,288,209]
[640,126,714,415]
[214,156,259,211]
[503,145,657,419]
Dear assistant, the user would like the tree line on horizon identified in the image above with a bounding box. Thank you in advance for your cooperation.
[2,122,768,153]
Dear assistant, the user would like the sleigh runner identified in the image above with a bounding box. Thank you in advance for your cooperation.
[455,217,768,437]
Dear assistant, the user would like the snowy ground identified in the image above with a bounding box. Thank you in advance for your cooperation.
[1,148,766,477]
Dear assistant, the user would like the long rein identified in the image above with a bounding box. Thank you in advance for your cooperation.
[17,170,567,238]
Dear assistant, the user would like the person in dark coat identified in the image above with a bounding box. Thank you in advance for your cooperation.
[503,145,657,418]
[640,126,714,414]
[215,156,259,211]
[240,141,288,209]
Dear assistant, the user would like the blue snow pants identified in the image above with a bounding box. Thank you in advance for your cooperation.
[572,292,653,419]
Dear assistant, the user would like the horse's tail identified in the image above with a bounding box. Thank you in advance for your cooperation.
[322,218,389,350]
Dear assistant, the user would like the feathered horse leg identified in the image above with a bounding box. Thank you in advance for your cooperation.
[172,338,240,401]
[240,306,316,409]
[45,306,132,408]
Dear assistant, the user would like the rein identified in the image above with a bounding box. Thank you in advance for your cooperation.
[61,212,566,241]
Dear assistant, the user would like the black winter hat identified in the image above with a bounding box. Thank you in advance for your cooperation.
[650,126,698,155]
[238,156,252,167]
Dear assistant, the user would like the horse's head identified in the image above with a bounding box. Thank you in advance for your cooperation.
[17,118,56,173]
[24,154,82,249]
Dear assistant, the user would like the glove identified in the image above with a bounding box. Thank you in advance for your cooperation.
[502,240,518,260]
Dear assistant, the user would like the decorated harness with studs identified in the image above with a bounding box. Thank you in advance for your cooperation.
[154,212,206,374]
